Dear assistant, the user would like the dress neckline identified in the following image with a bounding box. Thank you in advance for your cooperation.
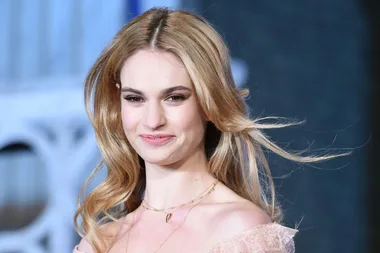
[200,222,298,253]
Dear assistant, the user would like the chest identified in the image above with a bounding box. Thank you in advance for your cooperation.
[109,218,218,253]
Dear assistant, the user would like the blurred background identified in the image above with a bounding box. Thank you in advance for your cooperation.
[0,0,378,252]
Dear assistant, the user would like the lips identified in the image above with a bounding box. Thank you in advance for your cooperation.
[141,134,173,138]
[140,134,175,146]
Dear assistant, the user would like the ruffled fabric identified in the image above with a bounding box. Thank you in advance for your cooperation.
[73,223,297,253]
[203,223,297,253]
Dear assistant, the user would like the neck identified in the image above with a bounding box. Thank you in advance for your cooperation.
[142,151,215,209]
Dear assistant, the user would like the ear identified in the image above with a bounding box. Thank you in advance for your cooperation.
[116,83,120,89]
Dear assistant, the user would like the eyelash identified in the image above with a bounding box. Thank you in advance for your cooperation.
[123,94,186,103]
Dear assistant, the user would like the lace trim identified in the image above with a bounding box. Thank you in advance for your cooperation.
[203,223,298,253]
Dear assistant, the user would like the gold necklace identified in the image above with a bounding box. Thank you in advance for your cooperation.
[141,179,218,223]
[125,180,218,253]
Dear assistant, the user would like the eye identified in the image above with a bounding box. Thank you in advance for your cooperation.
[123,96,144,103]
[166,94,186,101]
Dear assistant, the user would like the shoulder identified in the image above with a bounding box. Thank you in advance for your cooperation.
[209,183,272,232]
[213,199,272,236]
[204,189,297,252]
[75,218,128,253]
[75,237,92,253]
[202,184,272,242]
[198,194,298,253]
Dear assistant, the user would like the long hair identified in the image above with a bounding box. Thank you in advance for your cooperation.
[74,7,348,252]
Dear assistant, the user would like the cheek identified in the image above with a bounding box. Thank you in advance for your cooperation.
[121,106,140,132]
[169,105,205,134]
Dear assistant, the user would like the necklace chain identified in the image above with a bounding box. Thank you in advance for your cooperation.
[142,179,219,211]
[125,179,218,253]
[141,179,219,223]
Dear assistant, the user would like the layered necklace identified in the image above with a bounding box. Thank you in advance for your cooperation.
[141,179,219,223]
[125,179,219,253]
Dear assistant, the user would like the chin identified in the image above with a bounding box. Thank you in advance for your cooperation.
[139,152,181,167]
[142,159,181,168]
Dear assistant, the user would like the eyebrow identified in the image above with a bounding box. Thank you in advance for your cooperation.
[120,85,192,96]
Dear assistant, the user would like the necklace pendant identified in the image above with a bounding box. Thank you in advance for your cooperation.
[166,213,172,223]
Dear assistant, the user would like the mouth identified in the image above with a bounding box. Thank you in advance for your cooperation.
[139,134,175,146]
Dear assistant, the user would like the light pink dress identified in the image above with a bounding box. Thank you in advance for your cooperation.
[73,223,297,253]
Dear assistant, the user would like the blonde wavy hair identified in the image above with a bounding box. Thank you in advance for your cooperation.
[74,7,348,252]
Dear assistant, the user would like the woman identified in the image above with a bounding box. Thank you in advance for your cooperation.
[73,7,346,253]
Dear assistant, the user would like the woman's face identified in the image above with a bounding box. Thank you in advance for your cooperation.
[119,49,207,167]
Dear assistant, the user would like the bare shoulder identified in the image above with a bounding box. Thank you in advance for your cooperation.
[205,183,272,239]
[76,217,129,252]
[221,200,270,225]
[213,198,272,232]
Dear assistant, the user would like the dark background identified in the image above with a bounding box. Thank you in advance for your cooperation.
[183,1,379,252]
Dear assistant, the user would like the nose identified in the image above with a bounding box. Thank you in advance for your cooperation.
[143,102,166,130]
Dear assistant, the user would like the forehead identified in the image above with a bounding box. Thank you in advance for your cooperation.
[120,49,192,90]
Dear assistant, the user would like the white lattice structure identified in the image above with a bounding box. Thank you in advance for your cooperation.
[0,0,125,252]
[0,78,99,253]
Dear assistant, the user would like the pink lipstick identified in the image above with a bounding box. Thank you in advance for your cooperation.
[140,134,175,146]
